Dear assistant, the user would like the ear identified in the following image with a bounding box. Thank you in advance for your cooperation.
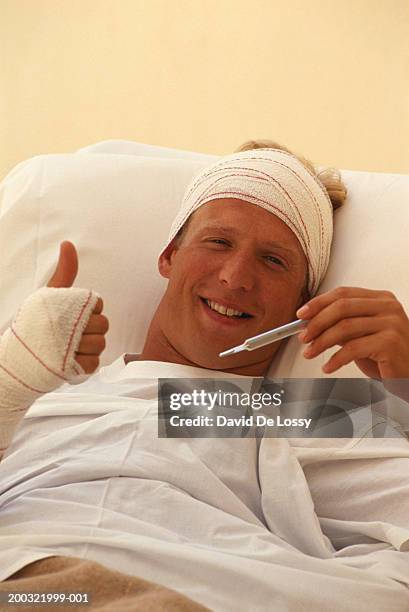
[158,239,178,279]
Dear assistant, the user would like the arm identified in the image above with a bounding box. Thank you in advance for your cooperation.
[0,242,109,461]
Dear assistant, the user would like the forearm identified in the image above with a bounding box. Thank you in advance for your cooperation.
[0,326,63,461]
[0,382,39,461]
[0,287,99,461]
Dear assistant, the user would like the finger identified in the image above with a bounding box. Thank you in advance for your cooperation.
[297,287,395,320]
[300,301,393,344]
[320,330,403,375]
[93,297,104,314]
[76,334,106,355]
[302,316,382,359]
[83,314,109,334]
[47,241,78,288]
[321,335,380,374]
[75,354,100,374]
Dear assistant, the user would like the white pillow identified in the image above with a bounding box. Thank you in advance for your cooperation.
[1,141,408,378]
[77,139,217,162]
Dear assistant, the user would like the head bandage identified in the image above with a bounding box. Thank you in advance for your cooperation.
[162,149,333,296]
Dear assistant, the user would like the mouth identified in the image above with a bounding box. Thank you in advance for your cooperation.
[199,297,254,322]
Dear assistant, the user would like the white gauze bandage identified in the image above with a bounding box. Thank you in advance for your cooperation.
[161,148,333,296]
[0,287,100,455]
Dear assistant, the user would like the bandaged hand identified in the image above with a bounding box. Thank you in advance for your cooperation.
[296,287,409,378]
[0,241,108,456]
[46,241,109,374]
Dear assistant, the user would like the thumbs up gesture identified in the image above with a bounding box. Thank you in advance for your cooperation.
[47,241,109,374]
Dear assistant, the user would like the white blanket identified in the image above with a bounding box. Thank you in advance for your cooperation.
[1,357,409,611]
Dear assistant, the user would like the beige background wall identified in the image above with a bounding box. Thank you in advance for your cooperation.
[1,0,408,181]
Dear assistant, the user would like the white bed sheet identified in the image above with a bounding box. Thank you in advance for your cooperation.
[1,358,409,611]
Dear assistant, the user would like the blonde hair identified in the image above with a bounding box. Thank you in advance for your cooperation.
[235,139,347,211]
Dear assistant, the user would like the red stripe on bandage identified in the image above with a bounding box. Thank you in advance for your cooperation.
[195,166,312,248]
[0,362,53,393]
[10,327,68,382]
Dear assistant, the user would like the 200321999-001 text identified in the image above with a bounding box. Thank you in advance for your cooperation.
[0,592,90,605]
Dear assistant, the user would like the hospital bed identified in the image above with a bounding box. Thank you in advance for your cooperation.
[0,141,408,611]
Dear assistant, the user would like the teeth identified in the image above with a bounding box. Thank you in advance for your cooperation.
[206,300,244,317]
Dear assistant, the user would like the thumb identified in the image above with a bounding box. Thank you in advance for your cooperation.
[47,241,79,288]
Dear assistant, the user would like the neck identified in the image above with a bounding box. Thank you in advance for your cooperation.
[139,312,276,377]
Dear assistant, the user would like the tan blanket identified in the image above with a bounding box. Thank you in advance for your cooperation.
[0,556,210,611]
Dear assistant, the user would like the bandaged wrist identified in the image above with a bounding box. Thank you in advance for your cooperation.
[0,287,100,456]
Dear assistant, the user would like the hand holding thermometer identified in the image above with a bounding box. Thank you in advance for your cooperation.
[219,319,307,357]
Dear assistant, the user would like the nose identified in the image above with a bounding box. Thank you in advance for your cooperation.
[218,251,255,291]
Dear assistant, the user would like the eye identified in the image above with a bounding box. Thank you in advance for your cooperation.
[264,255,285,267]
[208,238,230,246]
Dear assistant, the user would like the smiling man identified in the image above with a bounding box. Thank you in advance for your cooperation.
[140,198,308,375]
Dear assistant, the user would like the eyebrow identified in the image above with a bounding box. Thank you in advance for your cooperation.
[197,224,299,256]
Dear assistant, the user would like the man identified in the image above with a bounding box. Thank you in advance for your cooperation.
[1,148,409,611]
